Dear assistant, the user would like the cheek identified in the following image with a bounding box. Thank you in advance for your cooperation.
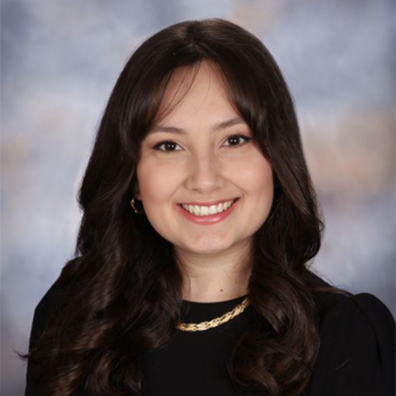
[230,154,273,197]
[136,161,182,205]
[254,163,273,197]
[238,157,274,231]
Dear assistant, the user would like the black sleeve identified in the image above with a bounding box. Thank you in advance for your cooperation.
[307,293,396,396]
[25,281,62,396]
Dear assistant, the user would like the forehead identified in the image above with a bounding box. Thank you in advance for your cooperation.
[154,62,239,125]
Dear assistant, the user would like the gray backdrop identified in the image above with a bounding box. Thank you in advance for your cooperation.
[1,0,395,395]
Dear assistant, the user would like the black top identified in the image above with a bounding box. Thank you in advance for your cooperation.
[25,277,396,396]
[139,295,256,396]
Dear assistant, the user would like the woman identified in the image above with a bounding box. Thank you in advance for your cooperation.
[24,18,395,396]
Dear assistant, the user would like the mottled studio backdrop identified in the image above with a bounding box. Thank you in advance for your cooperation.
[1,0,395,394]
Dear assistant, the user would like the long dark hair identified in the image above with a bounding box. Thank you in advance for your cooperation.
[24,18,332,396]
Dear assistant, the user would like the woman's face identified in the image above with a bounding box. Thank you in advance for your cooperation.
[137,62,274,259]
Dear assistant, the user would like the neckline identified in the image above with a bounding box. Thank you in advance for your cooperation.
[182,294,248,306]
[179,295,252,327]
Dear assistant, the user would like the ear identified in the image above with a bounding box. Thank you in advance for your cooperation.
[133,184,141,200]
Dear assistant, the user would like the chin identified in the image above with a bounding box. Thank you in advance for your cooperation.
[181,238,235,256]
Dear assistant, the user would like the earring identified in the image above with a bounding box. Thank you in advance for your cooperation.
[130,195,144,214]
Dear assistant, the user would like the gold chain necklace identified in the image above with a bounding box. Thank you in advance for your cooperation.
[177,296,250,332]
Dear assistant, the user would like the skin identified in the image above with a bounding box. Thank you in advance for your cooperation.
[137,62,274,302]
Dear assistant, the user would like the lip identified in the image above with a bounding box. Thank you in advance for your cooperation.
[176,198,240,225]
[178,198,237,206]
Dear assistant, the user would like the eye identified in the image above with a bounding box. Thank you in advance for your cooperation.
[153,141,182,152]
[223,135,252,147]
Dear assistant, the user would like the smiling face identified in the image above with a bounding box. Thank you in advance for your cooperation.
[136,62,274,262]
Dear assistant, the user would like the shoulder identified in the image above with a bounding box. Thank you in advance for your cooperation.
[25,278,66,396]
[28,277,66,350]
[318,293,396,348]
[308,292,395,396]
[317,292,395,335]
[30,258,81,346]
[306,271,395,346]
[34,276,65,318]
[316,292,395,370]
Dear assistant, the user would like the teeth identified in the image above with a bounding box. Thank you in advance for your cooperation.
[181,200,235,216]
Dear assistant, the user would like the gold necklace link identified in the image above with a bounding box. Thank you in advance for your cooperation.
[177,297,250,332]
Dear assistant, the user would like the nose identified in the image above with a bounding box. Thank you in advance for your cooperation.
[186,152,223,194]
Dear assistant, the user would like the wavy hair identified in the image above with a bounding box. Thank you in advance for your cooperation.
[23,18,333,396]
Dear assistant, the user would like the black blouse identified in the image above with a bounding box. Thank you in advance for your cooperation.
[25,278,395,396]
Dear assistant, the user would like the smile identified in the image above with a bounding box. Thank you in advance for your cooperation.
[179,199,237,217]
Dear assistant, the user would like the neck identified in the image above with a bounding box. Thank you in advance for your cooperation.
[176,243,252,303]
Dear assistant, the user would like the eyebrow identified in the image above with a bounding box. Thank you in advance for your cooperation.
[149,117,247,134]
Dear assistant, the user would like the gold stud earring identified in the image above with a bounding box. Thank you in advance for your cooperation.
[130,195,144,214]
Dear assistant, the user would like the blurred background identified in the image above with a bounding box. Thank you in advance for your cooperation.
[1,0,395,394]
